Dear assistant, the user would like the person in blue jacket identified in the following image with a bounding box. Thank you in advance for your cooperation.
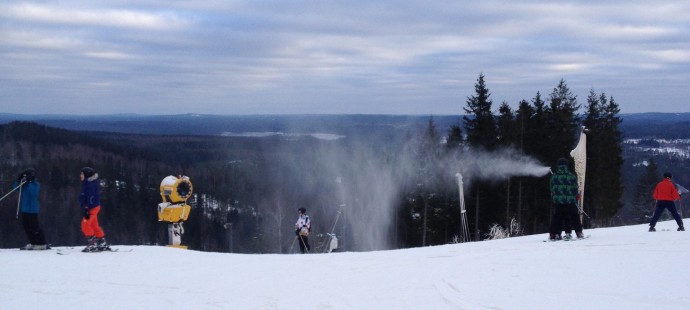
[13,168,48,250]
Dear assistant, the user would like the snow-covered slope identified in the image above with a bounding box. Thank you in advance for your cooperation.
[1,220,688,309]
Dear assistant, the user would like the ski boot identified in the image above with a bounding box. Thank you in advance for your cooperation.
[549,234,561,241]
[648,226,656,232]
[96,237,110,251]
[576,232,585,239]
[679,226,685,231]
[82,236,97,252]
[32,244,48,250]
[563,233,572,241]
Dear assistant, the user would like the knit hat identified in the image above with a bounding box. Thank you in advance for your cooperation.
[557,158,568,167]
[297,208,306,214]
[19,168,36,182]
[663,172,673,179]
[82,167,96,178]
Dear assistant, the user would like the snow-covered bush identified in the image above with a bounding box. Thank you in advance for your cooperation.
[485,218,522,240]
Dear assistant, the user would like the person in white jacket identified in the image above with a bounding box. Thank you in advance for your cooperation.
[295,208,311,253]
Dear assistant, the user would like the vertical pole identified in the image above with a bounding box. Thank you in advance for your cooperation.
[16,182,23,219]
[506,179,511,229]
[456,173,470,243]
[475,191,480,241]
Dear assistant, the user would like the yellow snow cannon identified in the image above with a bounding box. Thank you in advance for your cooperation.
[157,175,192,223]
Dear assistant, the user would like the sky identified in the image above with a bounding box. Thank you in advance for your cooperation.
[1,219,688,309]
[1,1,689,115]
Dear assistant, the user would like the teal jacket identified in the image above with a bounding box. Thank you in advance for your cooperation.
[550,166,578,205]
[12,180,40,214]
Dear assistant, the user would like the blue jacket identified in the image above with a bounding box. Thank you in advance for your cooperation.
[12,180,40,214]
[79,174,101,209]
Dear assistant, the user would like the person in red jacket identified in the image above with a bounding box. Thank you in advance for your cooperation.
[649,172,684,232]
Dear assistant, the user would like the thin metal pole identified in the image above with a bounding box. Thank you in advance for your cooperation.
[16,181,24,219]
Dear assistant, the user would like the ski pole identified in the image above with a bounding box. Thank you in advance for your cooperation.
[0,180,26,203]
[16,182,22,219]
[289,235,297,253]
[298,235,310,254]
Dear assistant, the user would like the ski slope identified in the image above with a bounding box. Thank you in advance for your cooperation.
[1,220,688,309]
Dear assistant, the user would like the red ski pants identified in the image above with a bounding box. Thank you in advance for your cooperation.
[81,206,105,238]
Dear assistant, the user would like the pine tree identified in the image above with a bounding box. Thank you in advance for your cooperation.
[445,124,463,150]
[462,74,503,239]
[545,79,580,164]
[583,90,624,225]
[631,158,658,224]
[463,73,498,150]
[496,101,517,147]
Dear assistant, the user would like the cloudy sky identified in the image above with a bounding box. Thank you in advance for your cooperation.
[1,1,688,115]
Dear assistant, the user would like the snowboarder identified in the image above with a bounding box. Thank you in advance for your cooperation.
[294,207,311,253]
[649,172,684,232]
[549,158,584,240]
[13,168,49,250]
[79,167,109,252]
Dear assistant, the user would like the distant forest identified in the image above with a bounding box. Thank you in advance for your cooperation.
[2,78,689,253]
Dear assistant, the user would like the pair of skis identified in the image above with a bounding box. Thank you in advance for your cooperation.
[56,247,132,255]
[544,235,591,242]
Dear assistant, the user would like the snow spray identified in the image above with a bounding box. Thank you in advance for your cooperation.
[267,136,550,252]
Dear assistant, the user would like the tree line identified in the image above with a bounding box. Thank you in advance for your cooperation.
[0,74,638,251]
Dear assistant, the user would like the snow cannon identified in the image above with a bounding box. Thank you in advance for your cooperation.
[158,175,192,223]
[158,175,193,248]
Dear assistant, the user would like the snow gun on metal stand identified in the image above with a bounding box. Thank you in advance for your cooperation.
[158,175,193,249]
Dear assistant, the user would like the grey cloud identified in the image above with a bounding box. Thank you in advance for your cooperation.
[0,0,688,115]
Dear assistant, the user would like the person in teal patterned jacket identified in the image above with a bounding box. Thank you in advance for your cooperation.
[549,158,584,240]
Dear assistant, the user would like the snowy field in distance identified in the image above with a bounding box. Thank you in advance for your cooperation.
[1,219,688,310]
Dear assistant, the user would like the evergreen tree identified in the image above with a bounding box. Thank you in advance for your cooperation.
[445,124,463,150]
[631,158,658,224]
[496,101,517,147]
[462,73,501,239]
[417,118,440,246]
[545,79,580,164]
[463,73,498,150]
[583,90,624,225]
[513,99,536,227]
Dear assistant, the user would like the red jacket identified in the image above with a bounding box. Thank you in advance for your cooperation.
[653,178,680,201]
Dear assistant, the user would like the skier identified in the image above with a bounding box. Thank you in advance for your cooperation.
[649,172,684,232]
[13,168,49,250]
[79,167,109,252]
[294,207,311,253]
[549,158,584,240]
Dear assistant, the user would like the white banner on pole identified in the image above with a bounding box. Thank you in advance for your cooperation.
[570,127,587,219]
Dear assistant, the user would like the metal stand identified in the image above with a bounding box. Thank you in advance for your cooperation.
[456,173,470,243]
[168,222,184,246]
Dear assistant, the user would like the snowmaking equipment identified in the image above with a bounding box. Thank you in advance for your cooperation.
[570,126,589,224]
[158,175,193,248]
[455,173,470,243]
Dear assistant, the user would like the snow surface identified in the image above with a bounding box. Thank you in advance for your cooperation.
[2,220,689,310]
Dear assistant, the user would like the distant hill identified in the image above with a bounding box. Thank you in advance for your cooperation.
[2,112,689,139]
[619,113,690,139]
[0,114,462,139]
